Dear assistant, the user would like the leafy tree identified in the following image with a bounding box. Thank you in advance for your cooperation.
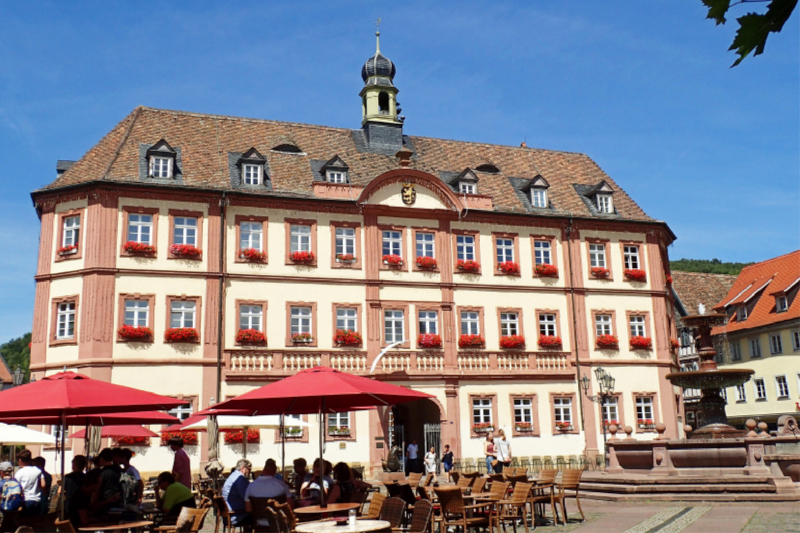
[1,332,31,377]
[703,0,797,66]
[670,258,751,274]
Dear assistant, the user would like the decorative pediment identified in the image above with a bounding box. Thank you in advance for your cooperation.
[238,147,266,165]
[589,180,614,195]
[529,175,549,189]
[358,169,464,212]
[321,155,349,172]
[456,168,479,183]
[146,139,176,158]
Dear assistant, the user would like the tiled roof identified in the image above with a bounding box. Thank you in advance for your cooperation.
[37,107,660,223]
[671,271,738,317]
[712,250,800,334]
[0,354,12,384]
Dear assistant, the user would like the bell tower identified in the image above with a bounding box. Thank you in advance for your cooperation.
[360,26,404,152]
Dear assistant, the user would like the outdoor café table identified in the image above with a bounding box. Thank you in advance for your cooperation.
[78,520,153,532]
[296,519,391,533]
[294,503,362,516]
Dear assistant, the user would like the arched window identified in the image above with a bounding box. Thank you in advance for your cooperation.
[378,92,390,114]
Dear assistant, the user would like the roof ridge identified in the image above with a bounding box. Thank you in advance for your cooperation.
[407,132,588,156]
[738,249,800,273]
[672,271,738,278]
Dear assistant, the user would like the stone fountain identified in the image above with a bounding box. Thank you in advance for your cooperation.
[665,313,754,438]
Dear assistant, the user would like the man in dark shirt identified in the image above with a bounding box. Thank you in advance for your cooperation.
[69,469,102,529]
[64,455,87,516]
[95,449,122,516]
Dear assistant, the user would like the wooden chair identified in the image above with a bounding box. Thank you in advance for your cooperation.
[449,471,461,484]
[379,497,407,529]
[489,473,505,483]
[451,459,462,473]
[385,482,402,498]
[471,477,487,494]
[434,486,492,533]
[542,456,553,470]
[456,476,471,489]
[255,506,280,533]
[506,474,529,489]
[510,457,519,469]
[249,497,275,532]
[528,470,559,525]
[54,519,76,532]
[353,489,370,516]
[403,498,434,533]
[519,457,531,471]
[364,492,386,520]
[270,500,298,533]
[488,481,510,501]
[155,507,210,533]
[212,495,236,533]
[398,483,418,509]
[422,473,434,487]
[530,457,542,474]
[497,482,532,533]
[555,456,566,471]
[461,458,475,473]
[515,467,528,476]
[552,469,585,523]
[407,472,423,487]
[476,458,487,474]
[416,484,431,501]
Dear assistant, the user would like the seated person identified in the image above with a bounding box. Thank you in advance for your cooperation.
[291,458,308,497]
[299,459,333,505]
[64,456,87,517]
[155,472,196,519]
[222,459,252,527]
[68,469,102,529]
[327,462,356,504]
[245,459,293,528]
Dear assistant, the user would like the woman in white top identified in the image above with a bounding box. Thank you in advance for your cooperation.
[495,428,511,474]
[424,447,437,474]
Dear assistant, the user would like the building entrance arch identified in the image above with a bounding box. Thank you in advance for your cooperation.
[392,398,443,474]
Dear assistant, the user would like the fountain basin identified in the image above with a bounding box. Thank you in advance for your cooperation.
[666,368,754,389]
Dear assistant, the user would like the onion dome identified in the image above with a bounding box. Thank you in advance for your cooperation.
[361,31,396,87]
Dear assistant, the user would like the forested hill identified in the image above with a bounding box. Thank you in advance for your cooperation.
[1,332,31,374]
[669,258,751,275]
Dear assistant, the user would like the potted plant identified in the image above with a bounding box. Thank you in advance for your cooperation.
[334,329,362,347]
[498,261,521,275]
[537,335,562,348]
[472,423,494,434]
[117,325,153,342]
[596,334,619,348]
[116,436,150,446]
[291,332,313,344]
[535,263,559,277]
[603,419,619,428]
[164,327,199,343]
[289,250,315,264]
[456,259,481,274]
[170,244,202,259]
[160,431,198,446]
[418,333,443,349]
[239,248,266,263]
[630,336,652,350]
[416,256,438,270]
[236,328,266,345]
[666,274,673,285]
[555,421,572,431]
[284,427,303,437]
[670,338,680,351]
[624,269,647,282]
[383,254,404,267]
[637,418,655,430]
[458,334,485,348]
[515,422,533,432]
[591,267,610,279]
[499,335,526,349]
[58,244,79,256]
[123,241,157,255]
[224,429,260,444]
[328,427,351,437]
[336,254,356,264]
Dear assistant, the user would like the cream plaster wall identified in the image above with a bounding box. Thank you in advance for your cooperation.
[580,230,651,291]
[372,185,450,210]
[51,199,88,275]
[584,293,659,358]
[378,286,441,303]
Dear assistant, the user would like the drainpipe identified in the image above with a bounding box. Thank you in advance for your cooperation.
[216,191,226,402]
[565,218,588,434]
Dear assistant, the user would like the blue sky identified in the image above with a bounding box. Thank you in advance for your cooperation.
[0,1,797,341]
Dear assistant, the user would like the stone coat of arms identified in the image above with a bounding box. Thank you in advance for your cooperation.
[401,182,416,205]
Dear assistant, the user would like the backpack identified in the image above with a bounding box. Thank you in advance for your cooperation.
[119,470,138,505]
[0,479,24,511]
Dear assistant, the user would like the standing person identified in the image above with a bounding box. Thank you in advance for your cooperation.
[64,456,87,518]
[14,449,43,516]
[0,461,24,515]
[495,429,511,474]
[32,457,52,515]
[405,439,419,475]
[245,459,293,528]
[168,438,192,489]
[441,445,454,478]
[483,433,496,475]
[424,447,437,475]
[95,448,122,516]
[221,459,252,528]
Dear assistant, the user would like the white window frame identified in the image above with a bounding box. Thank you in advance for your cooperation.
[754,378,767,401]
[749,338,762,358]
[770,333,783,354]
[416,233,435,258]
[775,375,790,399]
[595,314,612,337]
[629,316,645,337]
[534,240,552,265]
[62,215,80,247]
[531,188,548,208]
[242,164,262,186]
[589,243,606,268]
[459,182,476,194]
[418,310,438,335]
[290,307,312,336]
[596,193,613,213]
[601,396,618,424]
[170,300,196,329]
[500,312,519,337]
[239,305,263,331]
[336,308,357,332]
[328,411,350,429]
[730,341,742,361]
[776,296,788,312]
[384,310,404,344]
[623,245,640,270]
[173,217,197,246]
[335,227,356,258]
[737,306,748,321]
[472,398,492,425]
[793,330,800,351]
[513,398,533,424]
[127,213,153,244]
[496,238,514,264]
[326,170,348,184]
[124,299,149,328]
[553,398,572,425]
[150,156,173,179]
[735,383,747,402]
[456,235,475,261]
[290,225,312,253]
[240,221,263,251]
[382,231,402,257]
[56,302,76,339]
[635,396,654,421]
[168,403,193,422]
[461,311,480,335]
[539,313,556,337]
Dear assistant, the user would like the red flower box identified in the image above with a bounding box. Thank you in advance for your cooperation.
[160,431,198,446]
[603,419,619,427]
[555,421,573,431]
[498,261,521,275]
[538,335,562,348]
[58,244,78,255]
[515,422,533,432]
[670,338,680,350]
[289,251,315,264]
[334,329,362,346]
[591,267,610,279]
[630,336,652,349]
[116,436,150,446]
[624,269,647,282]
[596,334,619,348]
[118,325,153,342]
[123,241,156,255]
[456,259,481,273]
[418,334,443,349]
[236,329,266,345]
[637,419,655,429]
[535,263,559,277]
[383,254,404,267]
[170,244,202,259]
[165,328,199,343]
[224,428,260,444]
[336,254,356,263]
[472,423,494,433]
[291,332,313,343]
[458,334,485,348]
[416,256,438,270]
[666,274,673,285]
[500,335,526,349]
[328,427,351,437]
[239,248,266,262]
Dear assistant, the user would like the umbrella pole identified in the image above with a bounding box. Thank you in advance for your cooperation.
[59,411,66,521]
[243,426,247,459]
[280,414,285,478]
[319,398,325,509]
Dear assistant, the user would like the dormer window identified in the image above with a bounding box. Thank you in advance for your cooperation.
[146,139,177,179]
[737,306,748,321]
[321,155,350,185]
[327,170,348,184]
[455,168,479,195]
[531,188,548,208]
[237,148,267,187]
[776,296,788,312]
[151,157,172,178]
[460,182,476,194]
[243,164,262,185]
[597,193,613,213]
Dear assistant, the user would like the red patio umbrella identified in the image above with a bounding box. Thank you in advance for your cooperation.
[0,410,180,426]
[211,366,433,507]
[69,425,159,439]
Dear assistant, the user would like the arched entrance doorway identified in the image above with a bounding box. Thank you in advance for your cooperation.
[391,398,443,474]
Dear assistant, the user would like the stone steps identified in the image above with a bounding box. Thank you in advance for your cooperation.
[577,491,800,502]
[580,482,777,494]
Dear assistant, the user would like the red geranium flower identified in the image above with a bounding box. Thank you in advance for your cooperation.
[417,334,443,348]
[116,436,150,446]
[170,244,202,259]
[535,263,559,277]
[591,267,610,278]
[224,429,260,444]
[630,336,652,349]
[239,248,266,262]
[500,335,526,349]
[236,329,266,344]
[123,241,157,255]
[383,254,404,266]
[596,334,619,348]
[498,261,521,275]
[58,244,78,255]
[334,329,362,346]
[624,269,647,282]
[291,332,313,343]
[336,254,356,263]
[118,325,153,342]
[289,251,315,264]
[458,334,485,348]
[416,256,438,270]
[456,259,481,273]
[165,328,199,343]
[160,431,198,446]
[538,335,562,347]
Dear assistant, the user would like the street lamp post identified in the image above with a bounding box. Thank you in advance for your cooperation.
[12,365,24,387]
[580,366,616,461]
